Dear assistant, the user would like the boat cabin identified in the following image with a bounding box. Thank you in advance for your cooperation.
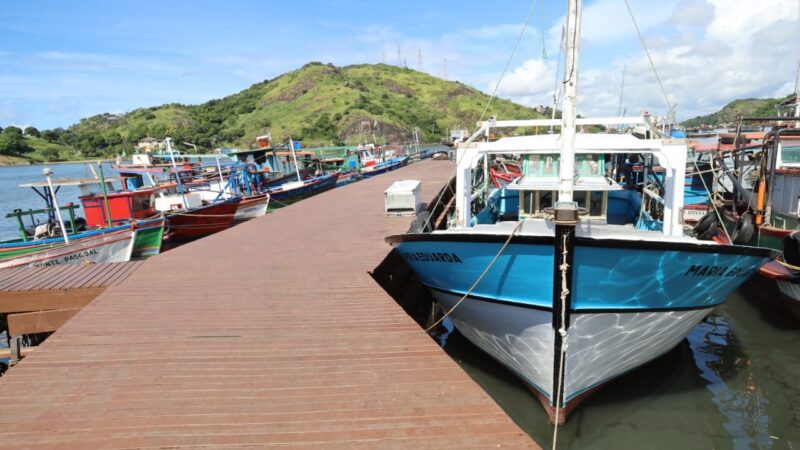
[510,153,617,222]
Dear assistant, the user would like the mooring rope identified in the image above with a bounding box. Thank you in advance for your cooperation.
[424,219,525,333]
[551,232,570,448]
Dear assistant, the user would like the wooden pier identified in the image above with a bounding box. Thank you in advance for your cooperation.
[0,160,536,448]
[0,261,144,362]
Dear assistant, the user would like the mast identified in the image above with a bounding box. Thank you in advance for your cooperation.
[558,0,582,204]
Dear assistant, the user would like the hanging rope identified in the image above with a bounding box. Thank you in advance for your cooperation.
[424,218,526,332]
[623,0,673,113]
[475,0,539,126]
[551,232,570,447]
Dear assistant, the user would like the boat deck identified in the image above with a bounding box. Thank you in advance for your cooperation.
[0,160,536,448]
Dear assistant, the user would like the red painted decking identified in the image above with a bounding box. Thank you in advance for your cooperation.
[0,160,536,449]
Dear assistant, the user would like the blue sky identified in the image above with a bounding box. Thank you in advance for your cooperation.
[1,0,798,129]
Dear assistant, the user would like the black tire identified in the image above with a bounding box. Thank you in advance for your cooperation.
[693,211,718,240]
[731,212,754,244]
[783,231,800,267]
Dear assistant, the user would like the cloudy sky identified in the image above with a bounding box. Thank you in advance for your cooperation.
[1,0,798,130]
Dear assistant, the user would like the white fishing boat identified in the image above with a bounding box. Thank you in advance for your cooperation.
[386,0,777,424]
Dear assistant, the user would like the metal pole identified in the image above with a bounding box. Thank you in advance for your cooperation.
[97,161,113,227]
[558,0,582,204]
[289,137,302,182]
[43,168,69,243]
[165,138,189,208]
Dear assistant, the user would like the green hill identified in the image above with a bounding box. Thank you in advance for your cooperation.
[42,62,546,157]
[682,97,789,128]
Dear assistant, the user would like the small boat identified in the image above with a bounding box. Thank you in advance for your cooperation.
[360,155,409,178]
[0,224,136,269]
[386,0,777,424]
[2,169,137,269]
[265,172,339,206]
[161,196,241,242]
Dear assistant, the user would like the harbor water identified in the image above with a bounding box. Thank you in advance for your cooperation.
[436,277,800,449]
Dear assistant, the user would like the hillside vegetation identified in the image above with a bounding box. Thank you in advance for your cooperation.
[682,97,789,128]
[1,62,547,163]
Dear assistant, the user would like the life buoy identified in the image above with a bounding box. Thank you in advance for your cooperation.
[693,211,718,240]
[731,212,754,244]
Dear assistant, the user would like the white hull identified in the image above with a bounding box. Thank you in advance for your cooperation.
[0,229,136,269]
[234,199,268,222]
[433,290,711,405]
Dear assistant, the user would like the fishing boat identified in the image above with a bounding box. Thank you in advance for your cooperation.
[359,155,409,178]
[0,224,136,269]
[386,0,777,424]
[1,169,137,269]
[702,110,800,322]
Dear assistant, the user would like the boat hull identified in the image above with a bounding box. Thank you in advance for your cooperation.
[131,217,165,259]
[164,198,240,242]
[0,226,136,269]
[387,231,776,421]
[234,194,269,223]
[360,156,409,178]
[266,173,339,207]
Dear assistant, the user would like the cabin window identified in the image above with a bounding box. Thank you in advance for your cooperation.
[520,190,557,217]
[522,154,560,177]
[521,190,607,220]
[131,194,153,212]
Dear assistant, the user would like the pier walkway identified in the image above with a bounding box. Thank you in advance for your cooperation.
[0,160,536,449]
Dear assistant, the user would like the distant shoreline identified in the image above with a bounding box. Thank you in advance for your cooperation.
[0,157,114,167]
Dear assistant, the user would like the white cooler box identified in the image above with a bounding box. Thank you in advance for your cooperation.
[385,180,421,216]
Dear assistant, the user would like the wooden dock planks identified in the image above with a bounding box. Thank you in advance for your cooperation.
[0,160,537,449]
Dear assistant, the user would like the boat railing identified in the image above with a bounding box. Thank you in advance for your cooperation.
[6,204,82,242]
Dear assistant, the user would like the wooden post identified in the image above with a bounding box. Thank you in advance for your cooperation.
[9,335,21,365]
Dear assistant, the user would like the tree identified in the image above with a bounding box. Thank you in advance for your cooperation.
[0,131,32,155]
[23,126,40,137]
[39,147,59,161]
[41,129,63,142]
[3,126,22,136]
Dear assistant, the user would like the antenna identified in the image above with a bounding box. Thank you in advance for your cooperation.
[417,48,423,71]
[617,63,626,117]
[443,58,448,80]
[397,46,402,66]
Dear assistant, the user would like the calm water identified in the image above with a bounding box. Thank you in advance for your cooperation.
[0,162,118,241]
[436,276,800,449]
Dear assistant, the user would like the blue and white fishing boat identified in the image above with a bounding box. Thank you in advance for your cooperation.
[386,0,777,424]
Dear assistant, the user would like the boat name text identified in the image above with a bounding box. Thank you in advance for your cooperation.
[402,251,463,264]
[684,264,754,278]
[33,248,100,267]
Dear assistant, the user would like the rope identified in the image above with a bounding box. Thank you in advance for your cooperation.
[777,258,800,271]
[475,0,539,126]
[624,0,673,113]
[552,232,570,446]
[424,219,526,333]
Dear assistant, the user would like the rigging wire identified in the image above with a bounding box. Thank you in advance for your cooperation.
[623,0,673,113]
[475,0,539,126]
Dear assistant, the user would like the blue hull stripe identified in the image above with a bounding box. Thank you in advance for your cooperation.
[391,235,776,311]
